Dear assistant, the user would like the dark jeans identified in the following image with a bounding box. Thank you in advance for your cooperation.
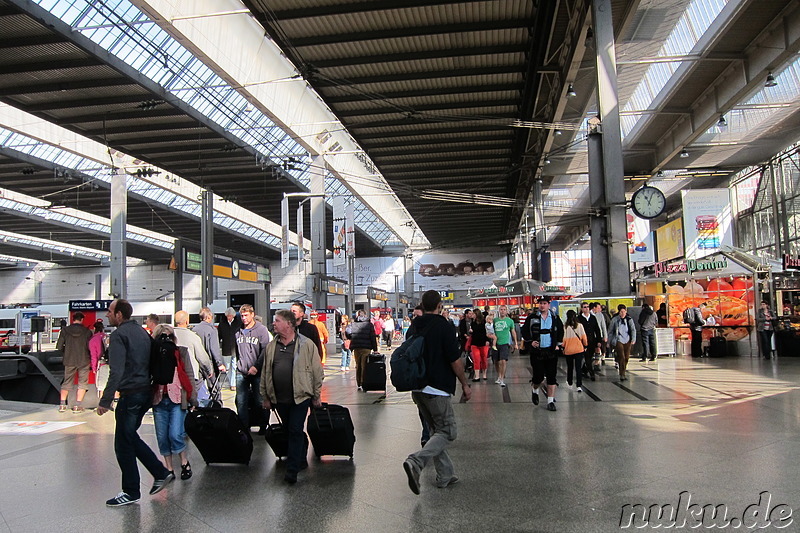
[275,399,311,474]
[641,329,656,359]
[690,328,703,357]
[564,352,583,387]
[235,373,265,430]
[114,391,169,498]
[759,330,773,358]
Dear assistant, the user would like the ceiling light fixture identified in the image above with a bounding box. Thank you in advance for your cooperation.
[764,72,778,88]
[717,115,727,127]
[566,84,577,99]
[679,149,689,158]
[543,155,552,165]
[554,129,562,136]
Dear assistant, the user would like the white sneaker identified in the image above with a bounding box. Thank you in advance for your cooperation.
[499,380,507,387]
[577,387,583,393]
[495,378,502,384]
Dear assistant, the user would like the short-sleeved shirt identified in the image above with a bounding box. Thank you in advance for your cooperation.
[493,317,515,345]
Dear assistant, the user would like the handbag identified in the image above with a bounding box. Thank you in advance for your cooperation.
[343,339,351,350]
[563,327,586,356]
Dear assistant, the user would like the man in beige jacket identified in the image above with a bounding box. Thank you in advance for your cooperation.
[261,309,323,484]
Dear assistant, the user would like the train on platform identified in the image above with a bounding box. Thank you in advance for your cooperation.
[0,299,232,350]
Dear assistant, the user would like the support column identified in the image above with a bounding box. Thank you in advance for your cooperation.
[588,129,609,294]
[309,155,327,309]
[404,253,415,304]
[592,0,631,295]
[346,255,355,316]
[200,190,214,307]
[94,274,102,300]
[109,170,127,299]
[174,239,183,316]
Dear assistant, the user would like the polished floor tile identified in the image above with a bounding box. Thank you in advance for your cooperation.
[2,351,800,532]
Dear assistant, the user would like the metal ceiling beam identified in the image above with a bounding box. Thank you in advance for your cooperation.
[378,152,511,167]
[382,159,509,172]
[315,67,522,88]
[81,121,203,137]
[56,107,186,125]
[347,112,517,130]
[311,45,527,69]
[0,57,104,74]
[0,78,133,97]
[267,0,491,20]
[366,133,513,150]
[0,33,67,49]
[117,132,222,146]
[324,82,524,103]
[290,20,532,47]
[336,99,519,118]
[17,93,150,112]
[369,139,512,156]
[356,123,513,141]
[387,165,509,178]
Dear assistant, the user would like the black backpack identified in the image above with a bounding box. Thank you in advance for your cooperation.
[150,333,178,385]
[390,322,434,392]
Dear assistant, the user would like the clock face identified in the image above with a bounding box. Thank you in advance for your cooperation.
[631,186,666,219]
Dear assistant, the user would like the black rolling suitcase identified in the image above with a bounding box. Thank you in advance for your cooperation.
[708,336,727,358]
[264,409,308,460]
[184,407,253,465]
[308,403,356,458]
[363,352,386,391]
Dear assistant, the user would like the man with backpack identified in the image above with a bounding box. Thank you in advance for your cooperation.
[684,304,706,357]
[97,299,174,507]
[402,290,471,495]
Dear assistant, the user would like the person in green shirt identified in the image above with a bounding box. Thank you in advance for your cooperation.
[491,305,518,387]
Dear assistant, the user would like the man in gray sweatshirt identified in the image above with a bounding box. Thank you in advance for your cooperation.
[235,304,272,433]
[97,299,173,507]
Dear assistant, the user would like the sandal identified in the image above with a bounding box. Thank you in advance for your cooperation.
[180,462,192,480]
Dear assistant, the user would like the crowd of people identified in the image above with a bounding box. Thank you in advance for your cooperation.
[55,296,688,505]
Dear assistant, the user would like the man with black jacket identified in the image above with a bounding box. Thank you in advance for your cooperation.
[521,296,564,411]
[291,302,323,360]
[577,302,601,381]
[402,290,471,495]
[97,299,173,506]
[347,310,378,390]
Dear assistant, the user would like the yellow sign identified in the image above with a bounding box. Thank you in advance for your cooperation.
[656,218,684,262]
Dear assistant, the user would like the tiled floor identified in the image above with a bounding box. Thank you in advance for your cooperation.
[1,350,799,532]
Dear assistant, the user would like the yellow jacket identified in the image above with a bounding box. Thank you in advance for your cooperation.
[260,334,323,405]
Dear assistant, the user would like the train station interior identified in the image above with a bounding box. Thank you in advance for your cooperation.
[2,0,800,531]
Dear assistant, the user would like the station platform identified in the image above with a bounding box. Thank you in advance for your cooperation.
[1,350,798,532]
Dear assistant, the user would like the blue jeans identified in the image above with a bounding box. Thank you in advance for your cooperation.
[340,348,352,369]
[275,399,311,474]
[235,373,264,430]
[152,396,187,457]
[114,391,169,498]
[641,329,656,359]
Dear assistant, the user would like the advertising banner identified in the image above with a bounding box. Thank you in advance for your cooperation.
[332,196,346,267]
[627,210,655,263]
[281,196,289,268]
[655,218,684,262]
[345,202,355,257]
[297,204,304,266]
[681,189,734,259]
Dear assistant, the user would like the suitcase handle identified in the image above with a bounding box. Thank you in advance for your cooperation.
[312,403,334,427]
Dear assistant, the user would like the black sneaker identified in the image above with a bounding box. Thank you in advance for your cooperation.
[284,472,298,484]
[149,471,175,495]
[546,402,557,412]
[106,492,140,507]
[403,459,421,495]
[531,389,539,405]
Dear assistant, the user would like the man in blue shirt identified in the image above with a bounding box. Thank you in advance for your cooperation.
[521,297,564,411]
